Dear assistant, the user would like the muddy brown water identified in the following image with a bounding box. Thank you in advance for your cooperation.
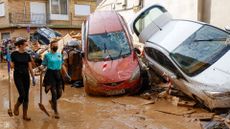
[0,63,205,129]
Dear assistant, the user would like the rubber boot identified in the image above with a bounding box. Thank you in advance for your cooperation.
[49,100,55,110]
[50,100,59,119]
[23,104,31,121]
[13,100,21,116]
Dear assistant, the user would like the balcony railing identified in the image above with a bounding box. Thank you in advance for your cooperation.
[10,13,47,26]
[9,12,85,28]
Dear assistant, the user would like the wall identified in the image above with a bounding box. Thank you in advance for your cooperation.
[48,0,97,27]
[144,0,198,21]
[96,0,136,23]
[6,0,96,27]
[0,28,33,40]
[0,27,80,41]
[0,0,9,28]
[97,0,230,29]
[207,0,230,28]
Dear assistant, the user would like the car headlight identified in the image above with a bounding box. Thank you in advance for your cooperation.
[129,66,140,82]
[203,90,230,98]
[85,74,97,86]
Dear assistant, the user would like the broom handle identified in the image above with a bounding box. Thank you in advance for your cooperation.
[7,44,11,109]
[8,65,11,108]
[40,72,42,104]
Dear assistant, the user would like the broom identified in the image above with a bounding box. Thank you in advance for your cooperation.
[39,71,50,116]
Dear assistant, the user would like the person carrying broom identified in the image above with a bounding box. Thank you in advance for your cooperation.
[10,38,36,121]
[39,39,71,119]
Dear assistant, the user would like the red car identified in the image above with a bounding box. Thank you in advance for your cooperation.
[81,11,142,96]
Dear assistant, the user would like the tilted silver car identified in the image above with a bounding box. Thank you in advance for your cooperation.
[130,4,230,109]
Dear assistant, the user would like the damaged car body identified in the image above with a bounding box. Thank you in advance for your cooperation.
[81,11,142,96]
[30,27,62,45]
[130,4,230,109]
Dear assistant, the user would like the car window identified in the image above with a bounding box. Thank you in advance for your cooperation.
[171,25,230,76]
[134,5,166,35]
[145,47,178,74]
[88,31,131,61]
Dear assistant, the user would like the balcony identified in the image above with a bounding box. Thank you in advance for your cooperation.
[10,13,47,26]
[9,13,83,28]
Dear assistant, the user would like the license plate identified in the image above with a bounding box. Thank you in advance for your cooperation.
[106,89,125,95]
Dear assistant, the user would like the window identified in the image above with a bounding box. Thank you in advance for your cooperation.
[50,0,68,20]
[75,5,90,16]
[133,5,166,35]
[0,3,5,17]
[145,47,178,74]
[171,25,230,76]
[1,32,10,40]
[88,31,131,61]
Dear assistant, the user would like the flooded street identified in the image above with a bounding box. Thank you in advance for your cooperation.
[0,63,205,129]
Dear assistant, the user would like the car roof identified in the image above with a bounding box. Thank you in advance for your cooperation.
[148,20,203,52]
[88,11,123,35]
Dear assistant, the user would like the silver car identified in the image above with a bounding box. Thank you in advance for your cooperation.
[130,4,230,109]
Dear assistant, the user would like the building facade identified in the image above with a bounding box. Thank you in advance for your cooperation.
[97,0,230,29]
[0,0,96,40]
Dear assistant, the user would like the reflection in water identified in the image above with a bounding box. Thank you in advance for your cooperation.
[3,97,9,109]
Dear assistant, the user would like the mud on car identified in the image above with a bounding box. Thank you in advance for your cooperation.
[81,11,142,96]
[130,4,230,109]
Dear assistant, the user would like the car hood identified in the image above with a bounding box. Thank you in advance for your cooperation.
[85,53,139,83]
[192,51,230,91]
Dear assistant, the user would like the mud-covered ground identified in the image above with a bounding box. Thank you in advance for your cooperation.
[0,63,225,129]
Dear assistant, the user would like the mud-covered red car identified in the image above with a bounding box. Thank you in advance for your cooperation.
[81,11,142,96]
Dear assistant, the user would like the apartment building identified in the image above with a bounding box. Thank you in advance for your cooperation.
[0,0,96,40]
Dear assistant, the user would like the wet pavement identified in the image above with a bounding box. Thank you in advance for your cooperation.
[0,63,205,129]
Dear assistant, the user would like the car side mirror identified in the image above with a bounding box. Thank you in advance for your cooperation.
[133,48,141,55]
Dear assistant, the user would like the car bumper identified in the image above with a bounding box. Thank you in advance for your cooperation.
[204,95,230,109]
[84,78,141,96]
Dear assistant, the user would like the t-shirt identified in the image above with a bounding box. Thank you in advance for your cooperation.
[42,52,63,70]
[11,51,31,71]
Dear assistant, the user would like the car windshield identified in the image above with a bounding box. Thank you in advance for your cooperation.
[171,25,230,76]
[88,31,131,61]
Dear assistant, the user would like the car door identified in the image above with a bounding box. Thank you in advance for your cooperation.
[144,46,192,94]
[130,4,172,43]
